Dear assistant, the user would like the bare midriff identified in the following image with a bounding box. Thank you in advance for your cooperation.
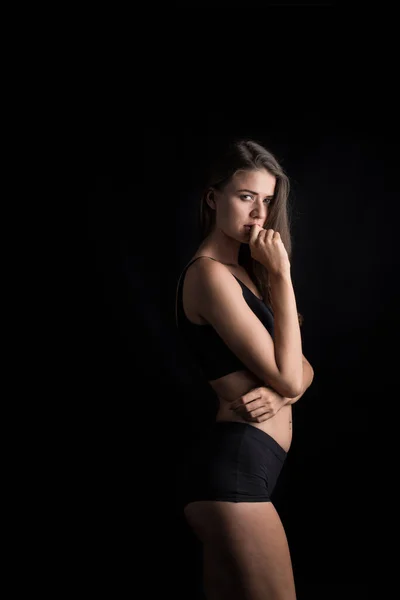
[209,369,292,452]
[182,257,293,453]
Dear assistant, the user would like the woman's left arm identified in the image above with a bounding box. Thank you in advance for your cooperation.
[285,356,314,405]
[231,356,314,422]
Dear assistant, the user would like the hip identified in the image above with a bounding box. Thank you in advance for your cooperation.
[179,420,288,508]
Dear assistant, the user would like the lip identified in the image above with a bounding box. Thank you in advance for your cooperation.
[244,224,262,228]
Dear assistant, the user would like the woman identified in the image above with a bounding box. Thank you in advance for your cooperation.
[175,139,314,599]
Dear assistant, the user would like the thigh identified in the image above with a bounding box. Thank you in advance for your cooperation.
[185,501,296,600]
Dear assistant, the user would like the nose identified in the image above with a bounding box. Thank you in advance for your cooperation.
[250,199,267,220]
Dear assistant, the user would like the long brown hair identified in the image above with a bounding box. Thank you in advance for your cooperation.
[198,138,303,326]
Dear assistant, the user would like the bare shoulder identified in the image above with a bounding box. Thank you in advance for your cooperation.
[184,254,301,397]
[186,256,240,299]
[189,255,229,277]
[183,256,241,322]
[181,256,230,323]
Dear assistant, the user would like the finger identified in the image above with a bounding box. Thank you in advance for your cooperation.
[230,392,261,409]
[230,392,262,410]
[240,408,273,423]
[235,404,272,419]
[231,398,267,412]
[254,412,275,423]
[248,398,270,410]
[249,406,273,418]
[249,224,263,245]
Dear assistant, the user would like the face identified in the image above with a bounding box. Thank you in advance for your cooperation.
[210,169,276,242]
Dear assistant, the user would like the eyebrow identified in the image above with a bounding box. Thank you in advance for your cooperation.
[237,188,274,198]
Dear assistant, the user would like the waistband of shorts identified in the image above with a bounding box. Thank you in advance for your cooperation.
[211,421,287,462]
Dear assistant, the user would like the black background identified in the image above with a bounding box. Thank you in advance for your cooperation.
[84,8,398,598]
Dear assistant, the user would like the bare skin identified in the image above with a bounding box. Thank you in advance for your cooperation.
[180,168,314,599]
[183,260,294,451]
[185,501,297,600]
[182,259,309,599]
[182,261,300,599]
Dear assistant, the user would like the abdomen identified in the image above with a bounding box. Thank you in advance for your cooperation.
[209,370,293,452]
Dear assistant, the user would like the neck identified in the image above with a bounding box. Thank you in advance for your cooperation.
[198,230,241,267]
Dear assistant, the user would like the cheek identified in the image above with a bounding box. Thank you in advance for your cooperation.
[232,199,245,213]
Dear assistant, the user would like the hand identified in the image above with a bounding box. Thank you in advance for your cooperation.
[229,385,288,423]
[249,226,291,276]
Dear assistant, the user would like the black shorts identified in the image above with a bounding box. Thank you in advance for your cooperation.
[179,421,287,509]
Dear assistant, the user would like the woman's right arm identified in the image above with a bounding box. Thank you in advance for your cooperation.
[194,259,303,398]
[268,271,304,396]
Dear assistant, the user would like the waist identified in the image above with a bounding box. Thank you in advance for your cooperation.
[215,402,293,453]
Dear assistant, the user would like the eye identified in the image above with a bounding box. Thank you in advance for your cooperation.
[240,194,272,204]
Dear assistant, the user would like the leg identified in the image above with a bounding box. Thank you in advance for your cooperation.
[202,543,240,600]
[184,500,296,600]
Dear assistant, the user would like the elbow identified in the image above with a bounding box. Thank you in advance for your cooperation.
[285,373,306,398]
[262,371,305,399]
[286,366,315,398]
[271,378,302,399]
[284,383,303,399]
[305,363,315,389]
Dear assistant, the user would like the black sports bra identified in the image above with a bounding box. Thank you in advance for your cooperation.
[175,256,275,381]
